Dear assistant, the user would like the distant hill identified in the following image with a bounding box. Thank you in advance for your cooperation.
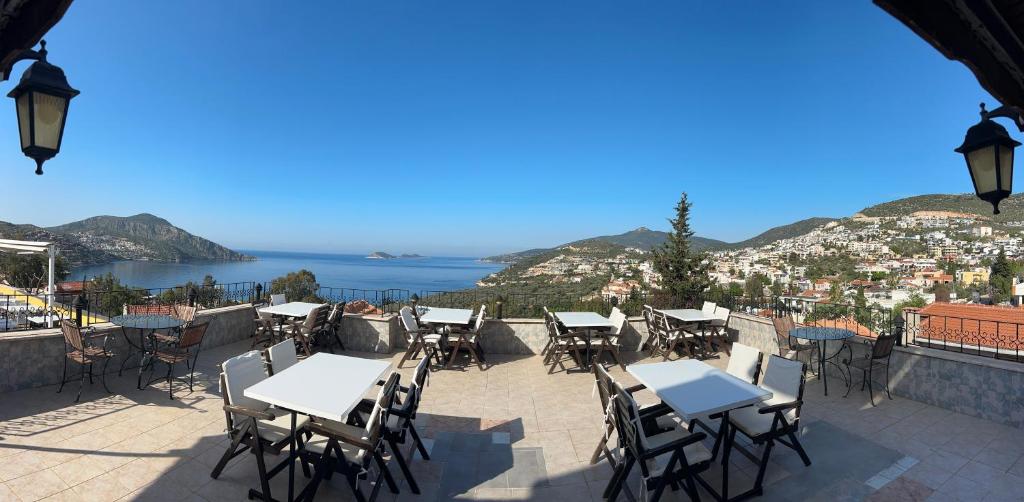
[0,213,252,266]
[725,217,837,249]
[857,193,1024,221]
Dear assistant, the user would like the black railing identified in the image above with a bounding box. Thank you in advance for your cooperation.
[905,310,1024,361]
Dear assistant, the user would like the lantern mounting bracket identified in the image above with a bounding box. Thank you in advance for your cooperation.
[980,102,1024,132]
[2,40,49,82]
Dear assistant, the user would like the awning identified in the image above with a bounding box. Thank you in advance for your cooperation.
[0,0,74,80]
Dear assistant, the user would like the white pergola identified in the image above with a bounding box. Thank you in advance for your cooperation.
[0,238,57,327]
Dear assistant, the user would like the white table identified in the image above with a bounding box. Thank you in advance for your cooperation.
[244,353,391,501]
[258,301,325,318]
[419,307,474,326]
[628,359,771,500]
[660,309,718,359]
[555,312,615,370]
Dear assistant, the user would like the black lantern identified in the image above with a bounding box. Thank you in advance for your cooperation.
[6,41,79,175]
[955,103,1021,214]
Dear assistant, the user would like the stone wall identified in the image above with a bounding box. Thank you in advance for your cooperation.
[0,304,253,393]
[342,314,399,353]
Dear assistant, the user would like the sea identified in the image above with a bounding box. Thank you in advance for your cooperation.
[68,250,506,293]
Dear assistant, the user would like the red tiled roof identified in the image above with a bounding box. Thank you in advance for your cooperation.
[808,316,878,339]
[916,303,1024,351]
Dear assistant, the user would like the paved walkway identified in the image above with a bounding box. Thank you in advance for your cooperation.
[0,340,1022,501]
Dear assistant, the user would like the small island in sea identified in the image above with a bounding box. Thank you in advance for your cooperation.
[366,251,425,259]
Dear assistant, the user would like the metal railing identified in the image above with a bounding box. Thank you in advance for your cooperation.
[904,310,1024,361]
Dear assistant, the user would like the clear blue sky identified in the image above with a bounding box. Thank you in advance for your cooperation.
[0,1,997,256]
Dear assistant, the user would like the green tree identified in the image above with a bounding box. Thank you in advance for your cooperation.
[651,193,711,307]
[989,250,1014,303]
[270,269,322,302]
[727,282,743,298]
[744,273,769,300]
[770,280,784,297]
[828,280,844,303]
[892,293,927,320]
[0,253,69,292]
[158,274,224,307]
[84,273,145,317]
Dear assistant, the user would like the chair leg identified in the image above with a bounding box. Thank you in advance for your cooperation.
[446,340,462,369]
[88,363,94,384]
[590,423,615,466]
[100,357,111,393]
[605,454,635,501]
[76,361,85,403]
[884,364,893,400]
[210,432,250,479]
[57,356,67,394]
[752,439,775,495]
[867,366,875,406]
[388,438,420,494]
[167,361,175,400]
[374,451,400,494]
[397,344,417,368]
[408,423,430,460]
[787,431,812,466]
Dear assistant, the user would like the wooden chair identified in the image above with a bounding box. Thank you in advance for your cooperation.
[210,351,312,501]
[151,304,199,346]
[724,355,811,498]
[251,303,280,348]
[322,301,347,352]
[269,294,286,306]
[446,304,486,369]
[844,332,898,406]
[655,311,698,361]
[299,372,402,501]
[149,322,209,399]
[590,364,673,468]
[725,342,763,385]
[285,305,330,356]
[604,381,711,502]
[397,306,445,368]
[265,339,299,376]
[540,307,555,356]
[57,318,114,402]
[641,305,661,357]
[545,318,587,373]
[708,305,732,355]
[592,306,626,369]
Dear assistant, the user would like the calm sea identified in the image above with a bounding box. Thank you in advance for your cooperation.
[68,250,506,293]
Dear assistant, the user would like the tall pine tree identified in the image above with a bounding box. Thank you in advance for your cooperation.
[651,193,712,307]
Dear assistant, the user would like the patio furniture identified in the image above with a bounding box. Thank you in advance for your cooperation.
[322,301,347,352]
[661,308,718,359]
[243,352,391,501]
[709,306,732,355]
[300,372,403,501]
[844,332,898,406]
[446,304,486,369]
[210,350,312,502]
[545,318,587,374]
[419,306,474,337]
[604,380,712,502]
[151,304,198,346]
[57,318,113,402]
[654,310,699,360]
[540,307,556,356]
[285,304,331,357]
[627,359,773,500]
[554,311,616,371]
[147,321,209,400]
[251,303,281,348]
[641,305,661,357]
[590,363,673,468]
[791,326,854,396]
[724,355,812,499]
[270,293,286,306]
[773,314,815,363]
[266,339,299,376]
[111,313,186,389]
[591,306,626,369]
[397,306,445,368]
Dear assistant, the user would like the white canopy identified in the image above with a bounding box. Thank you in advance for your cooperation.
[0,238,57,327]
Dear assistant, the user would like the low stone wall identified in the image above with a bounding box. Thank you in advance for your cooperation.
[342,314,399,353]
[0,304,254,393]
[729,311,1024,429]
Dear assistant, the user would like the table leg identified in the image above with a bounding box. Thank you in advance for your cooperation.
[819,342,828,396]
[721,410,732,501]
[584,329,592,370]
[288,411,296,502]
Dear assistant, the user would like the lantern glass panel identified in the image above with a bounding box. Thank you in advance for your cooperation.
[32,91,66,150]
[999,145,1013,192]
[16,93,29,149]
[968,145,997,194]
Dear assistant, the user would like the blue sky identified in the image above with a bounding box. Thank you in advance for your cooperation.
[0,1,996,256]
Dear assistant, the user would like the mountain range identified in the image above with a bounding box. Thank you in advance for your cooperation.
[0,213,252,266]
[481,193,1024,263]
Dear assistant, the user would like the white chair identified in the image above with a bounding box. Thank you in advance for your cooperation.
[210,351,311,500]
[265,339,299,376]
[593,307,626,368]
[397,306,444,368]
[725,342,763,385]
[446,304,486,369]
[702,301,717,317]
[725,355,812,496]
[269,294,286,306]
[709,305,732,355]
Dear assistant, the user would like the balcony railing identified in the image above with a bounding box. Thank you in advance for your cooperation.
[904,309,1024,361]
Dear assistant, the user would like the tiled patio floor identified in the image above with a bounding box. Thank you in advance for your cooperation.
[1,340,1023,501]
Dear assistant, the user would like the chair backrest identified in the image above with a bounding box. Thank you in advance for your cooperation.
[726,342,763,384]
[608,307,627,336]
[266,339,299,375]
[398,356,431,420]
[702,301,717,316]
[399,306,419,339]
[714,306,731,323]
[269,294,286,306]
[772,315,795,349]
[593,363,616,412]
[611,381,652,458]
[173,304,198,324]
[328,302,346,327]
[871,332,898,360]
[60,318,84,352]
[304,305,330,331]
[474,304,487,332]
[364,372,401,444]
[126,304,173,316]
[546,318,563,339]
[760,355,806,423]
[178,322,209,350]
[221,350,271,428]
[642,305,657,334]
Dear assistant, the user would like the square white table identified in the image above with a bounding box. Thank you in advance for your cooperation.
[244,353,391,501]
[258,301,325,318]
[555,312,615,371]
[628,359,771,500]
[419,307,474,326]
[659,309,719,359]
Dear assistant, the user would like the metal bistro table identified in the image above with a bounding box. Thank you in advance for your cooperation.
[110,314,186,389]
[790,326,855,396]
[660,309,717,359]
[554,312,615,371]
[244,353,391,502]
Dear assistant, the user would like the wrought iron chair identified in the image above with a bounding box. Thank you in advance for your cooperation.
[724,355,811,498]
[772,315,815,366]
[299,372,402,501]
[397,306,445,368]
[844,331,898,406]
[604,381,711,502]
[446,304,486,369]
[210,350,312,502]
[58,318,113,402]
[149,322,209,399]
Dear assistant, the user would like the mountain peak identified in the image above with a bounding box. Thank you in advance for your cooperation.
[633,226,651,232]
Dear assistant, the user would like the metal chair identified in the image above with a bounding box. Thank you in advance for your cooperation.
[149,322,209,399]
[773,315,815,366]
[57,318,113,402]
[844,332,898,406]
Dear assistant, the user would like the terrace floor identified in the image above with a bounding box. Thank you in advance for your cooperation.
[1,341,1023,502]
